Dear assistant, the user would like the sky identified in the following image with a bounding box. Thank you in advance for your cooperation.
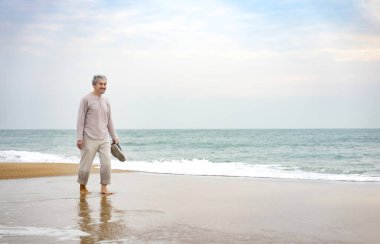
[0,0,379,129]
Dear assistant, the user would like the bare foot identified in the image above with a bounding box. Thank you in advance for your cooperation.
[100,184,113,195]
[80,185,91,195]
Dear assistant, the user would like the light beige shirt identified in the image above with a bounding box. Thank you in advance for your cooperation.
[77,92,117,140]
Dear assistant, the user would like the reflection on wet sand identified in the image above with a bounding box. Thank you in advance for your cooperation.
[77,195,127,243]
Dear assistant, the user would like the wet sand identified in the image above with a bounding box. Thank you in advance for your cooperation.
[0,164,380,243]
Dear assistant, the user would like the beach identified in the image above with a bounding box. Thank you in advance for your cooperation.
[0,163,379,243]
[0,163,124,180]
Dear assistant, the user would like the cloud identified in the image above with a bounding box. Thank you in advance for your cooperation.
[360,0,380,24]
[1,0,380,94]
[2,0,378,60]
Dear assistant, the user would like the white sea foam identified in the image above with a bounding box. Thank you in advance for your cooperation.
[0,150,79,163]
[111,159,380,182]
[0,225,90,241]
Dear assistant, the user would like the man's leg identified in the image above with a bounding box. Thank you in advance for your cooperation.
[77,136,98,192]
[98,138,112,194]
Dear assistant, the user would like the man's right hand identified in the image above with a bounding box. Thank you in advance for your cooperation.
[77,140,84,150]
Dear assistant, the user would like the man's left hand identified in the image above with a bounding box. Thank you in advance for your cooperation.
[112,138,119,144]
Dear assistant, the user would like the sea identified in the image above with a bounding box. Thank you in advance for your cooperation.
[0,129,379,182]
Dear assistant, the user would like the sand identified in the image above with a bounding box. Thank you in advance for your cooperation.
[1,163,380,243]
[0,163,124,180]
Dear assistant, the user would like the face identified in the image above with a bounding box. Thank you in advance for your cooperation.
[93,79,107,94]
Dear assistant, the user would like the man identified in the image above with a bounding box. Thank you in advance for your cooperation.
[77,75,119,195]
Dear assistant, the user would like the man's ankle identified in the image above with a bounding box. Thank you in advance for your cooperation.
[100,185,112,195]
[80,184,90,194]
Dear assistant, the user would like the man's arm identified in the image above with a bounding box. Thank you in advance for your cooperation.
[107,101,119,144]
[77,98,86,149]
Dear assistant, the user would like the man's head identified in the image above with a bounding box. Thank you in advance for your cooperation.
[92,75,107,95]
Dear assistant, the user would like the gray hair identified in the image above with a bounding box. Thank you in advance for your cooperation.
[92,75,107,85]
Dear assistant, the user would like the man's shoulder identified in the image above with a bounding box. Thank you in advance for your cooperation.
[81,92,94,101]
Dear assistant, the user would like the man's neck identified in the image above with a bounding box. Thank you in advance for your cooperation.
[93,91,102,97]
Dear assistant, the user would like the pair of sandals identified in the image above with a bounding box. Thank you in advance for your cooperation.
[111,143,126,162]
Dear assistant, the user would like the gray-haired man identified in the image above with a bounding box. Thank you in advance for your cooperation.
[76,75,119,195]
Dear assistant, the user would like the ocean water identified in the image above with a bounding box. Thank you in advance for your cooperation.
[0,129,379,182]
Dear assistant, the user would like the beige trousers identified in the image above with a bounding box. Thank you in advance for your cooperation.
[77,135,111,185]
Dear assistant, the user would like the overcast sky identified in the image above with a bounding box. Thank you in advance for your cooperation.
[1,0,379,129]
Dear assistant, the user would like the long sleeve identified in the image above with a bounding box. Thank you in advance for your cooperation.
[107,101,118,140]
[77,98,87,140]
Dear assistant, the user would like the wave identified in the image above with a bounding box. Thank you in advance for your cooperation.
[112,159,380,182]
[1,151,380,182]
